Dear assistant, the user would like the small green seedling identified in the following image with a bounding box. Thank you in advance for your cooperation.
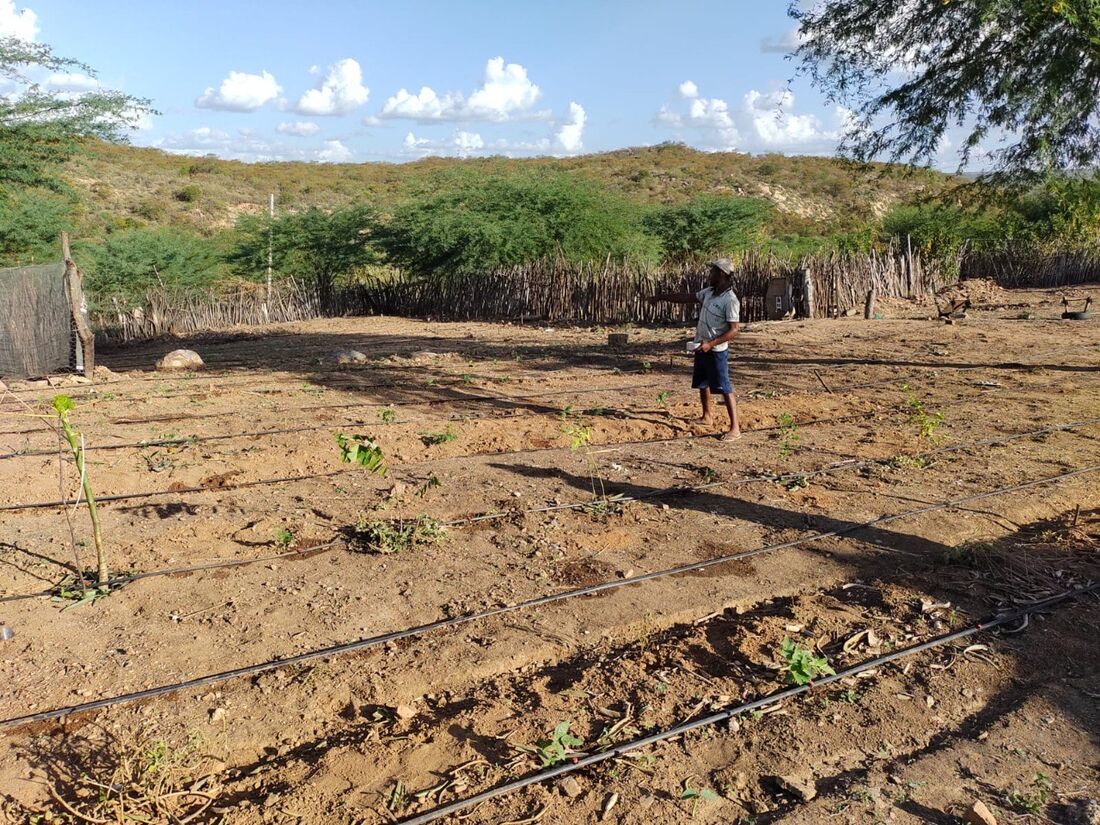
[379,407,396,424]
[902,384,945,442]
[420,425,458,446]
[53,395,109,590]
[461,373,474,384]
[641,360,653,372]
[656,390,670,408]
[416,473,442,498]
[335,433,387,475]
[779,637,836,685]
[351,516,444,555]
[533,722,583,768]
[583,406,606,416]
[681,778,719,817]
[777,413,801,458]
[1007,772,1052,815]
[274,528,294,550]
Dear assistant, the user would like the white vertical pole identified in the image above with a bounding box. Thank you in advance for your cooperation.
[263,193,274,322]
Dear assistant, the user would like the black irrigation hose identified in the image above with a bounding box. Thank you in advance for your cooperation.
[1,462,1095,731]
[3,414,1095,606]
[444,415,1100,526]
[398,583,1100,825]
[0,409,883,512]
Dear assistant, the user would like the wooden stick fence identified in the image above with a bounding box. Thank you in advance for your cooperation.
[90,243,1095,345]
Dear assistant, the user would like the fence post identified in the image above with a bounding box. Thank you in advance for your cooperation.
[60,232,95,377]
[800,268,815,319]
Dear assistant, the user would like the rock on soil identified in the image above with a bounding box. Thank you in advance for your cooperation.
[772,773,817,802]
[156,349,204,371]
[323,349,368,366]
[560,776,583,799]
[966,800,998,825]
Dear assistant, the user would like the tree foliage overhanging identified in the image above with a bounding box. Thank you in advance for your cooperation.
[0,36,154,192]
[791,0,1100,183]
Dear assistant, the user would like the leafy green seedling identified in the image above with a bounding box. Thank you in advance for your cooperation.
[681,778,719,817]
[779,637,836,685]
[379,407,396,424]
[335,433,387,475]
[274,528,294,550]
[902,384,944,442]
[656,390,670,407]
[351,516,444,554]
[416,473,442,498]
[534,722,583,767]
[1007,772,1052,815]
[53,395,109,590]
[777,412,801,458]
[420,425,458,446]
[641,360,653,372]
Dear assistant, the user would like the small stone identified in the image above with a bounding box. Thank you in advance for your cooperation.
[560,776,583,798]
[394,703,417,721]
[773,773,817,802]
[965,800,998,825]
[209,707,226,724]
[156,349,204,371]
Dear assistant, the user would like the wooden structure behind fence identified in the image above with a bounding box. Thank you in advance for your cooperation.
[91,249,960,344]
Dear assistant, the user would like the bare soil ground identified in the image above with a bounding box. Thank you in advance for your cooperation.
[1,282,1099,825]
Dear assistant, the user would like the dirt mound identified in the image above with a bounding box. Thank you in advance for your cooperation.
[937,277,1007,306]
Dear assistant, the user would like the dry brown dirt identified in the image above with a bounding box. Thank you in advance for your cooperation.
[1,283,1099,825]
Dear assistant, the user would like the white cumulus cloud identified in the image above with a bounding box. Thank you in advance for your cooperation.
[277,120,320,136]
[678,80,698,99]
[196,69,281,112]
[294,58,369,116]
[380,56,542,122]
[45,72,100,92]
[654,81,852,153]
[0,0,37,41]
[316,139,353,162]
[555,101,585,154]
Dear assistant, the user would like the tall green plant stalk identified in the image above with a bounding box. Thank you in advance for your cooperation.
[52,395,108,586]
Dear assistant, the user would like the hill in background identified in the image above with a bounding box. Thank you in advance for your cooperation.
[63,142,953,245]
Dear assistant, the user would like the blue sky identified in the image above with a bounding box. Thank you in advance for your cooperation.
[3,0,859,164]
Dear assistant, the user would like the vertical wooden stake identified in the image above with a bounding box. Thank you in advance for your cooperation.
[61,232,95,377]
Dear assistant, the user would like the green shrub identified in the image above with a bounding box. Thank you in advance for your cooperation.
[82,226,226,302]
[174,184,202,203]
[375,170,661,276]
[0,187,73,264]
[644,194,772,261]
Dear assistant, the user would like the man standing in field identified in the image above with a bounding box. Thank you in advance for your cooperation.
[650,258,742,441]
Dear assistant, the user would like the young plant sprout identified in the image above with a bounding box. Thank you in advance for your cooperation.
[335,433,387,475]
[53,395,109,589]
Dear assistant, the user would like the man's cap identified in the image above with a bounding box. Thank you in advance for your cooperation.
[707,258,734,275]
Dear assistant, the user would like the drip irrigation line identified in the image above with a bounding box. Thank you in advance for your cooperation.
[1,462,1095,731]
[443,415,1100,526]
[3,414,1095,606]
[397,583,1100,825]
[0,409,884,512]
[0,371,910,440]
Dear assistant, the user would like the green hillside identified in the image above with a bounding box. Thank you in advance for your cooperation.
[62,142,952,245]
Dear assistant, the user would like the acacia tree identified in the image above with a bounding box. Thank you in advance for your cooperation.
[791,1,1100,184]
[1,36,153,190]
[227,205,378,304]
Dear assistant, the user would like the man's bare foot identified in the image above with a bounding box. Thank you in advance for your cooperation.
[719,429,742,442]
[694,416,713,426]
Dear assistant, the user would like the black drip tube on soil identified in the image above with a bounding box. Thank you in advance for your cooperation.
[396,583,1100,825]
[0,462,1096,732]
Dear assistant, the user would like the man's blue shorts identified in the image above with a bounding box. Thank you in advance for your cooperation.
[692,348,733,394]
